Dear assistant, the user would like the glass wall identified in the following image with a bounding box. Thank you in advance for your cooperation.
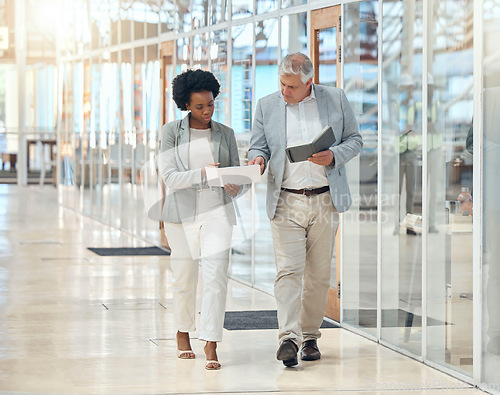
[67,61,85,210]
[138,50,161,243]
[231,23,253,136]
[257,0,278,14]
[253,17,278,292]
[193,33,209,69]
[380,0,423,357]
[208,0,227,24]
[281,12,307,58]
[192,0,208,28]
[229,22,254,284]
[232,0,253,19]
[177,0,192,32]
[89,57,102,221]
[105,55,123,230]
[160,0,176,33]
[254,19,278,102]
[117,49,134,229]
[282,0,306,8]
[211,29,229,124]
[80,59,93,218]
[342,0,379,338]
[482,1,500,392]
[426,0,473,375]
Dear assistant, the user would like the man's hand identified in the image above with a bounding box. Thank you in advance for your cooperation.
[201,162,220,178]
[224,183,241,197]
[308,150,334,166]
[247,156,265,175]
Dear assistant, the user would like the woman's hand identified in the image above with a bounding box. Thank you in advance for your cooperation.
[202,162,220,178]
[224,183,241,197]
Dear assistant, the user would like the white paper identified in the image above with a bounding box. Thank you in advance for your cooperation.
[206,164,261,187]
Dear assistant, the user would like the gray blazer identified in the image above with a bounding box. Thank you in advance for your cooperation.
[159,114,240,224]
[248,84,363,219]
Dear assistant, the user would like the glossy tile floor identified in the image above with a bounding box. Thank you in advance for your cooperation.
[0,185,485,394]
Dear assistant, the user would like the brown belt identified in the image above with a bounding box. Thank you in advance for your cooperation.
[281,186,330,196]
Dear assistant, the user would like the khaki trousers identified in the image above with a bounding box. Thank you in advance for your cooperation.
[270,190,339,345]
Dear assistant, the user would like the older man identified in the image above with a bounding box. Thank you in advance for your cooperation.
[248,53,362,367]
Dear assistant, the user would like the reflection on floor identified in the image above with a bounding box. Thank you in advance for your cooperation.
[0,185,485,394]
[343,308,446,328]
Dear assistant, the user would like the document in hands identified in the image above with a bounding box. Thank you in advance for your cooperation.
[285,125,336,163]
[206,164,262,187]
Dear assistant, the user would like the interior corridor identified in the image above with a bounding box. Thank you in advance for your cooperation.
[0,184,484,394]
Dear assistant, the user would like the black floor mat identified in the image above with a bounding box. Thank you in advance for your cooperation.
[88,247,170,256]
[224,310,339,330]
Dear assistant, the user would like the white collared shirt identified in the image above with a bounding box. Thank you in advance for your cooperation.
[281,85,329,189]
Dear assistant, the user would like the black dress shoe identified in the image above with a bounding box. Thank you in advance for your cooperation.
[276,339,298,367]
[301,339,321,361]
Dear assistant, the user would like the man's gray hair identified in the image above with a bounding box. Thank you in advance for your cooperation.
[278,53,314,83]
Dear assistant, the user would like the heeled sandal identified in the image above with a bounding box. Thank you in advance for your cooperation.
[205,360,221,370]
[177,349,196,359]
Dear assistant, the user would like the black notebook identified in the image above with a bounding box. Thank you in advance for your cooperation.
[285,125,336,163]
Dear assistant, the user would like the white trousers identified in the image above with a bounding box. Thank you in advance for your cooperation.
[164,207,233,342]
[270,190,339,345]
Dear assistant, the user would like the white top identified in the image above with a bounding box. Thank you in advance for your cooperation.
[281,85,329,189]
[188,127,214,169]
[188,127,221,215]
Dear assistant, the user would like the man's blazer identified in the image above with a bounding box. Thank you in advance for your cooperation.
[159,114,240,224]
[248,84,363,219]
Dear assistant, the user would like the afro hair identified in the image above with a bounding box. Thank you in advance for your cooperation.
[172,69,221,111]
